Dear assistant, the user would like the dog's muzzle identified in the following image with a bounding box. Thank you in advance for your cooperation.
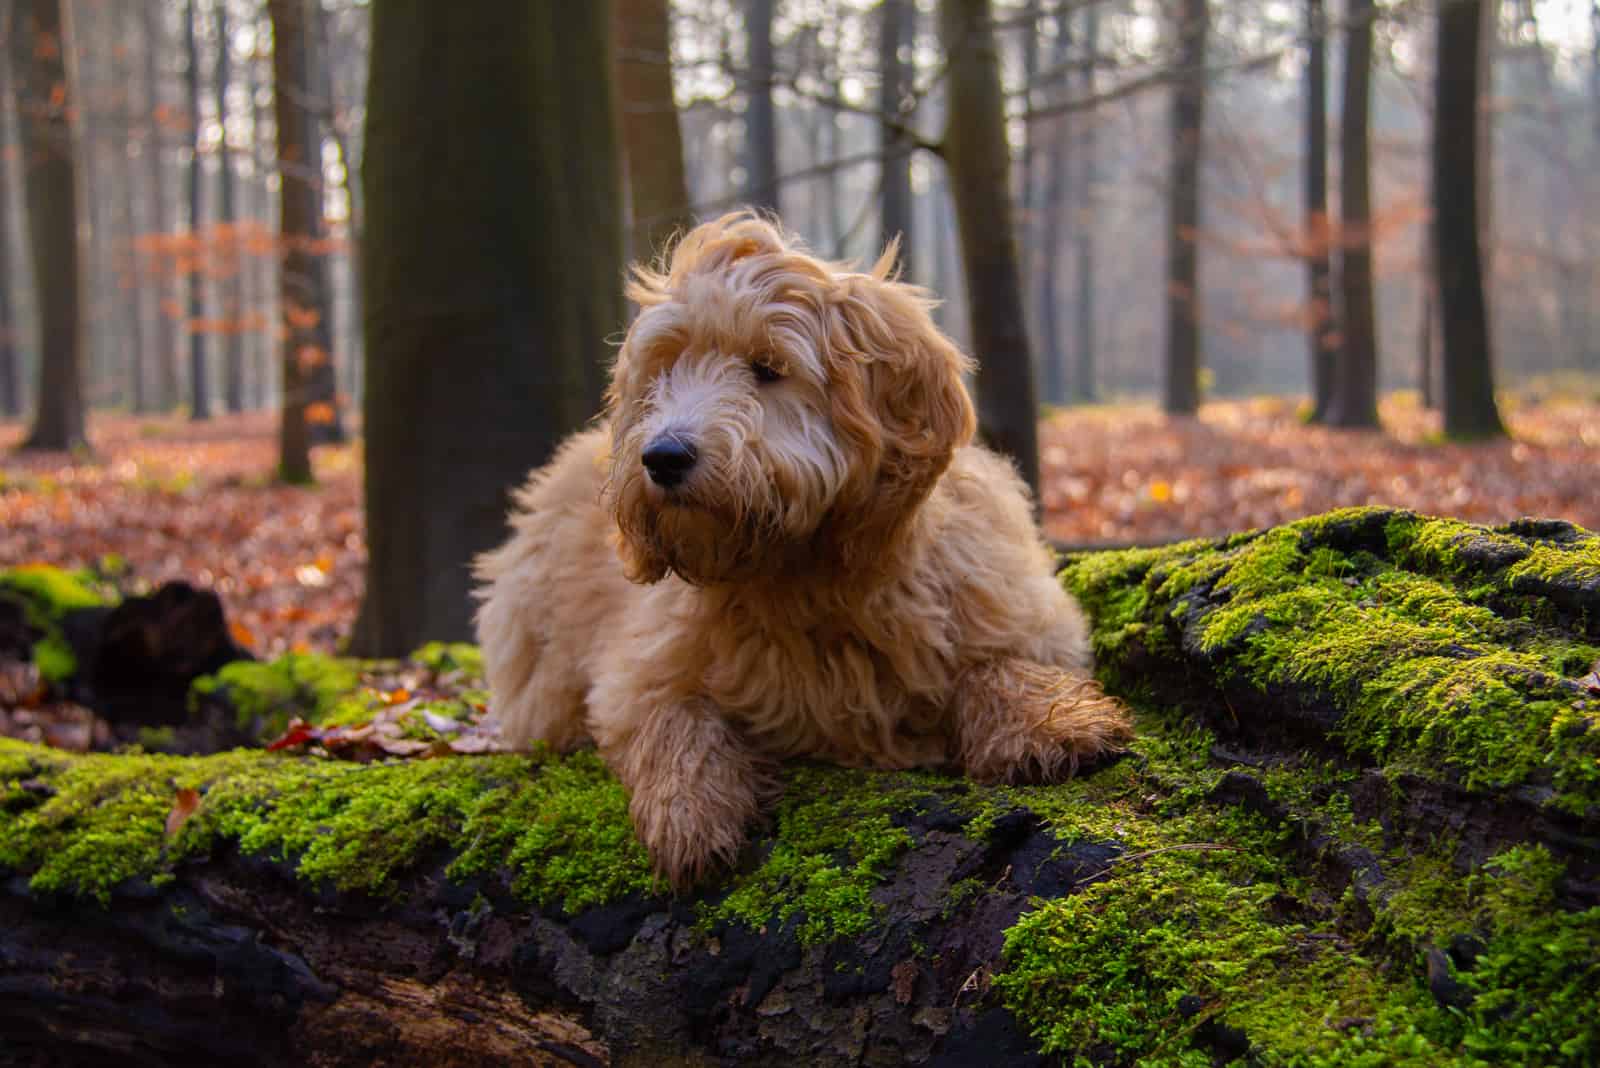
[642,433,699,489]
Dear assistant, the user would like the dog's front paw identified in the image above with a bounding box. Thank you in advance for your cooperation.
[955,659,1133,784]
[630,784,756,890]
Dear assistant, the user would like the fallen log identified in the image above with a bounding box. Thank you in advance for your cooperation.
[0,508,1596,1066]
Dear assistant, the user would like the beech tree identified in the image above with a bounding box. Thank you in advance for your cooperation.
[1304,0,1336,422]
[615,0,694,265]
[1434,0,1504,439]
[744,0,779,215]
[1327,0,1379,428]
[352,1,624,653]
[184,0,210,421]
[878,0,914,267]
[1163,0,1208,417]
[940,0,1039,499]
[12,0,86,451]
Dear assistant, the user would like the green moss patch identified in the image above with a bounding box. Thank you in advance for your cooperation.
[189,652,364,735]
[0,564,119,682]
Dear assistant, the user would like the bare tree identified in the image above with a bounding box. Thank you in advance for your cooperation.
[1328,0,1379,428]
[1305,0,1336,421]
[216,0,244,413]
[1163,0,1207,416]
[0,18,21,420]
[185,0,210,420]
[12,0,86,450]
[744,0,779,215]
[142,0,179,412]
[1071,0,1099,403]
[352,0,624,653]
[615,0,694,265]
[940,0,1039,499]
[1435,0,1505,438]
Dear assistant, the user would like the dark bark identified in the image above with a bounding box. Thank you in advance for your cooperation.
[878,0,915,270]
[1327,0,1379,428]
[940,0,1040,501]
[1304,0,1336,422]
[0,26,20,420]
[615,0,694,266]
[269,0,340,483]
[350,1,623,655]
[12,0,86,451]
[118,1,149,417]
[1026,3,1063,402]
[1163,0,1207,417]
[1434,0,1505,439]
[142,0,178,413]
[311,0,359,412]
[185,0,211,421]
[743,0,779,215]
[217,0,244,413]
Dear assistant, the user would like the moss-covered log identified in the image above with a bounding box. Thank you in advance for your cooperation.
[2,508,1597,1066]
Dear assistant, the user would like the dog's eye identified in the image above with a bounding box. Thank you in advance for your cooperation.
[750,358,784,385]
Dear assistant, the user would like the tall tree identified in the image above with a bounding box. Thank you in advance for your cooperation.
[12,0,85,450]
[1163,0,1208,416]
[216,0,244,412]
[185,0,210,420]
[878,0,914,269]
[1071,1,1099,403]
[142,0,178,412]
[352,1,624,653]
[743,0,779,215]
[0,19,21,420]
[940,0,1039,499]
[1434,0,1505,438]
[1304,0,1336,421]
[614,0,694,265]
[269,0,339,483]
[1327,0,1379,428]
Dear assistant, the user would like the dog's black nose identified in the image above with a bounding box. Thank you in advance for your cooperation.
[642,435,698,488]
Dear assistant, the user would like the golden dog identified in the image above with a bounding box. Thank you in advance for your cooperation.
[475,213,1130,887]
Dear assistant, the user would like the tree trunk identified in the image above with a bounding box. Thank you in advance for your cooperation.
[744,0,780,215]
[310,0,359,415]
[13,0,86,451]
[216,0,244,414]
[940,0,1040,501]
[615,0,694,268]
[1071,3,1099,404]
[184,0,210,421]
[878,0,914,269]
[1327,0,1379,428]
[270,0,337,482]
[349,1,624,655]
[0,26,21,420]
[1032,14,1069,405]
[1435,0,1505,439]
[1304,0,1336,422]
[141,0,178,413]
[1162,0,1207,417]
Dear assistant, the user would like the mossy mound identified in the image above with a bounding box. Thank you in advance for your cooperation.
[0,563,119,682]
[1,509,1596,1065]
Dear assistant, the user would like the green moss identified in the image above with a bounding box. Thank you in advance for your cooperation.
[30,634,77,683]
[189,652,363,734]
[0,564,119,684]
[703,764,941,945]
[411,641,485,679]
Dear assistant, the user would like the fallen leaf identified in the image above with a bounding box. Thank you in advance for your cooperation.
[165,787,201,837]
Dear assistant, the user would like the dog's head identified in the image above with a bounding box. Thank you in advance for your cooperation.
[605,212,976,586]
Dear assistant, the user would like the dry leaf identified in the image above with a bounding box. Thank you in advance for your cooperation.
[165,788,201,837]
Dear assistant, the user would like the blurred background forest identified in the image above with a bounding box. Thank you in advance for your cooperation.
[0,0,1598,661]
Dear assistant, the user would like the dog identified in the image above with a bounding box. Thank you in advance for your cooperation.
[474,213,1131,887]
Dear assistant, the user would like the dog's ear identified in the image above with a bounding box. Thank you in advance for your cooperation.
[613,527,670,585]
[821,252,977,574]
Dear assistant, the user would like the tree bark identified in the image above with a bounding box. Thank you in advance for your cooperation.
[614,0,694,267]
[185,0,210,421]
[1435,0,1505,439]
[878,0,914,270]
[1304,0,1336,422]
[1071,3,1099,404]
[1162,0,1207,417]
[350,1,624,655]
[0,23,21,420]
[216,0,244,413]
[1327,0,1379,428]
[940,0,1040,501]
[743,0,780,215]
[141,0,178,413]
[12,0,86,451]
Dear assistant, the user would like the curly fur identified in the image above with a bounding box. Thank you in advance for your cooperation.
[475,212,1131,886]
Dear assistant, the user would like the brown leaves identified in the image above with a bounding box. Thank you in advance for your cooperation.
[164,788,201,837]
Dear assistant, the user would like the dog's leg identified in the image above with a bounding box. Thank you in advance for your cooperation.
[951,658,1133,783]
[592,698,768,888]
[477,589,588,752]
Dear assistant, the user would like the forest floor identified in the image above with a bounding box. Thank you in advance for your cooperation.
[2,393,1597,656]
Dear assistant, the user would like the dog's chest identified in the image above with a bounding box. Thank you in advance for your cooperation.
[696,608,953,766]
